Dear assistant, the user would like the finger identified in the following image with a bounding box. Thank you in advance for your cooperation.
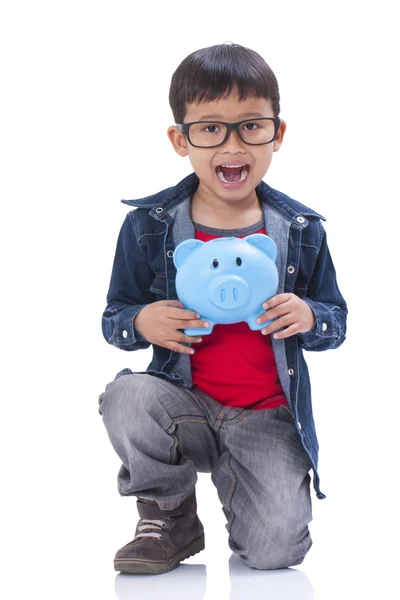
[166,340,197,355]
[269,323,300,339]
[172,330,203,344]
[256,311,275,325]
[170,307,201,320]
[179,319,210,329]
[257,303,289,324]
[261,314,292,335]
[187,335,203,343]
[263,293,292,309]
[176,331,203,345]
[163,300,185,308]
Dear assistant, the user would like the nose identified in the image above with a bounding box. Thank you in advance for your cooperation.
[209,275,250,309]
[222,126,246,150]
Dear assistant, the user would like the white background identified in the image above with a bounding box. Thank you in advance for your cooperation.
[1,1,398,599]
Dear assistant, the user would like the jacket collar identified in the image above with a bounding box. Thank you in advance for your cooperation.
[121,171,326,223]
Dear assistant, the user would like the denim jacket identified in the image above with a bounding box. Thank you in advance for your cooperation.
[102,171,348,500]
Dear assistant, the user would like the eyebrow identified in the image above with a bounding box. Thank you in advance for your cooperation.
[196,111,266,120]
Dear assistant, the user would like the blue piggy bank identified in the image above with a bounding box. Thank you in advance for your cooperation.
[173,234,279,336]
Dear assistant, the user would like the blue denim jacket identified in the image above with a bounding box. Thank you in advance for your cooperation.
[102,171,348,500]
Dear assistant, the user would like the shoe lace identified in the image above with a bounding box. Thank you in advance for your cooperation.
[134,518,167,540]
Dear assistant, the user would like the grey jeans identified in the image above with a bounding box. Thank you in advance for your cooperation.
[98,371,314,569]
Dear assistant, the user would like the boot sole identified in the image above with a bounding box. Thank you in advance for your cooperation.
[114,534,205,574]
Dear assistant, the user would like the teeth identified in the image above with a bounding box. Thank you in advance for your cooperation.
[217,170,228,182]
[219,164,246,168]
[239,167,248,181]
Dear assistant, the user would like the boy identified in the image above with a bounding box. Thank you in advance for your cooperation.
[98,43,348,575]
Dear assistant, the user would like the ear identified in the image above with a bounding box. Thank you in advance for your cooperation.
[173,239,204,268]
[167,126,189,157]
[244,234,277,262]
[273,119,286,152]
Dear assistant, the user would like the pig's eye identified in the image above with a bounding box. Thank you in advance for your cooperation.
[236,257,242,266]
[212,259,219,268]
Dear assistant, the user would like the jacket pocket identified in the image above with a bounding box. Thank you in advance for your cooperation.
[149,273,168,299]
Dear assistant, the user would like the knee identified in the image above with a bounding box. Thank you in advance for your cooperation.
[229,532,313,570]
[98,373,148,420]
[98,373,171,433]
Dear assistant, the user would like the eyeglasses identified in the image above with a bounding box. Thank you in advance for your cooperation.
[175,117,281,148]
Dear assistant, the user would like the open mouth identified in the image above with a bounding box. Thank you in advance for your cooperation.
[215,164,250,183]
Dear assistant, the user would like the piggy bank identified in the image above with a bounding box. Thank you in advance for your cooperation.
[173,234,279,336]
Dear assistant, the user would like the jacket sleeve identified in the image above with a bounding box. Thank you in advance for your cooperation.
[297,221,348,352]
[101,211,155,351]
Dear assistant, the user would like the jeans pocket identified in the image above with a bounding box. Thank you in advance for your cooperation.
[274,405,295,422]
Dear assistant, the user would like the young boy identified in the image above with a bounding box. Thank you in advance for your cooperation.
[98,43,348,575]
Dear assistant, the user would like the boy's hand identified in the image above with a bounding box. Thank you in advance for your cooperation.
[134,300,207,355]
[256,293,316,339]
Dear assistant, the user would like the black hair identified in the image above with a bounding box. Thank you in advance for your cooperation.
[169,42,280,124]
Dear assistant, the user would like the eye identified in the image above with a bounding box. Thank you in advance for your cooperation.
[204,124,220,133]
[242,122,259,131]
[212,259,219,268]
[236,257,242,266]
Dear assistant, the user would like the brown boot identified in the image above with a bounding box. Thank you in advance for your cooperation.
[114,489,205,574]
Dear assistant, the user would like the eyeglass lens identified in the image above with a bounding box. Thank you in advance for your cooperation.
[188,119,276,147]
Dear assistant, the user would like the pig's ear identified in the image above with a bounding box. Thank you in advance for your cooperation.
[173,239,204,268]
[245,234,277,262]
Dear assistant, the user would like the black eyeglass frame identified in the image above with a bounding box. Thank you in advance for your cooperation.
[175,117,281,148]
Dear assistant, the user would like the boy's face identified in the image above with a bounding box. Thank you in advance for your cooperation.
[167,86,286,204]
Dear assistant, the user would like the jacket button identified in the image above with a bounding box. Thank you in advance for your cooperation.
[122,330,128,338]
[288,368,295,376]
[155,207,163,213]
[287,265,295,274]
[167,250,174,258]
[296,216,305,223]
[322,322,327,331]
[297,421,302,429]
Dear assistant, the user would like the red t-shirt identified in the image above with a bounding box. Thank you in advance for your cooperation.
[189,220,289,411]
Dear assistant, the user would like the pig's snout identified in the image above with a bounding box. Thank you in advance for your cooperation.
[209,275,250,309]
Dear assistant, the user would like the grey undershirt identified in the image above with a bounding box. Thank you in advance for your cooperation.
[192,218,265,236]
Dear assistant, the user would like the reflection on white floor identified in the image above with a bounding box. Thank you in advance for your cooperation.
[114,553,314,600]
